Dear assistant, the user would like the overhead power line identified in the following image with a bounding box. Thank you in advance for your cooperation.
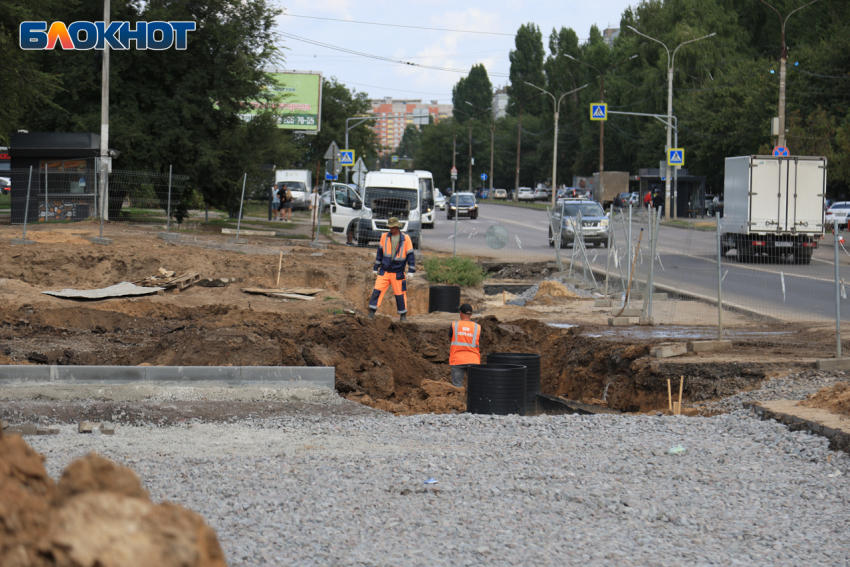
[282,13,517,36]
[277,32,510,77]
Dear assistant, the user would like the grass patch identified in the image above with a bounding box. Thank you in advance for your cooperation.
[0,194,12,208]
[323,296,337,301]
[422,256,488,287]
[326,308,344,315]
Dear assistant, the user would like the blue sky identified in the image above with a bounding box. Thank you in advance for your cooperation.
[275,0,639,103]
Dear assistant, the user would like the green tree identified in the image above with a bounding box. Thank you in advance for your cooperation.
[0,0,62,143]
[452,64,493,124]
[507,23,547,117]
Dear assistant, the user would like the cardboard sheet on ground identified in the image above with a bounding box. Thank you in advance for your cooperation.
[43,282,164,299]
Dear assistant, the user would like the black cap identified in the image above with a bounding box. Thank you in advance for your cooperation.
[459,303,474,315]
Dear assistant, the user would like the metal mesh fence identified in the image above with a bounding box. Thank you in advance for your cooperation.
[564,204,848,351]
[0,167,190,228]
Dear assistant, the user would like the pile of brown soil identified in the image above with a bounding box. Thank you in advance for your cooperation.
[529,280,580,306]
[0,427,226,567]
[798,382,850,415]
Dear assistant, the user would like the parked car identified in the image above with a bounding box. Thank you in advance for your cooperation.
[0,176,10,195]
[447,192,478,220]
[826,201,850,229]
[434,189,447,210]
[549,198,610,248]
[533,188,549,201]
[517,187,535,201]
[493,188,507,200]
[707,195,724,218]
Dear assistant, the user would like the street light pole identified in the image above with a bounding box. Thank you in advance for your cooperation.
[344,116,374,184]
[565,54,637,209]
[627,27,715,220]
[756,0,821,148]
[524,82,589,207]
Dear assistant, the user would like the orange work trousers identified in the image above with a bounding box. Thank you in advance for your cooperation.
[369,272,407,314]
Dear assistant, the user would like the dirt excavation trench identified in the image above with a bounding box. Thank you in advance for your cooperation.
[0,299,772,415]
[0,228,807,415]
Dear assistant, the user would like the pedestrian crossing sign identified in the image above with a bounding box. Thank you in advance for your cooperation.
[668,148,685,166]
[590,103,607,121]
[340,150,355,166]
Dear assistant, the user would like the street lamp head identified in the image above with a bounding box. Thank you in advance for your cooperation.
[564,54,576,61]
[629,54,639,59]
[465,101,473,106]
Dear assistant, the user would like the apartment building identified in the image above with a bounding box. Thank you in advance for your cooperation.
[370,98,453,152]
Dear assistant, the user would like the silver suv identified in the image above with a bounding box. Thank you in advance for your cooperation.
[549,198,609,248]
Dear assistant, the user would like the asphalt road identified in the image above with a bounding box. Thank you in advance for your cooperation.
[421,203,850,322]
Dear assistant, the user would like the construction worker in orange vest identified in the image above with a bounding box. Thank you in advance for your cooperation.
[449,303,481,387]
[368,217,416,321]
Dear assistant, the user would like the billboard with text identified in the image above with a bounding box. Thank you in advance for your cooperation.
[240,71,322,131]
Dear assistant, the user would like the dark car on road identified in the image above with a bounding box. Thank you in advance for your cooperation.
[447,192,478,220]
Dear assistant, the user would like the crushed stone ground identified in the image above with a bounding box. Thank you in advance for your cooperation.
[24,410,850,567]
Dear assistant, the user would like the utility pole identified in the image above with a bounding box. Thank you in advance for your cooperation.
[565,54,637,210]
[627,26,715,220]
[100,0,110,220]
[524,82,589,207]
[468,125,473,193]
[452,133,457,195]
[757,0,821,148]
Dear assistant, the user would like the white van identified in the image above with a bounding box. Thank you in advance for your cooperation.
[274,169,311,211]
[380,169,435,229]
[330,171,421,247]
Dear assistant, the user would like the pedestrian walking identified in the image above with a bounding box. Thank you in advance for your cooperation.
[643,191,652,209]
[279,184,293,222]
[272,186,281,220]
[368,217,415,321]
[449,303,481,388]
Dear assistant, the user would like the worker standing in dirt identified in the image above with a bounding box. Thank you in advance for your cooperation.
[368,217,415,321]
[449,303,481,388]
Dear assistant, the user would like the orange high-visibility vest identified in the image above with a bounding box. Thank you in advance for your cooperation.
[450,320,480,365]
[379,232,413,261]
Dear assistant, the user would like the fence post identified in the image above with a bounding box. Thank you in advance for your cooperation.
[605,205,613,296]
[235,173,246,239]
[12,167,35,245]
[835,224,842,359]
[166,165,173,234]
[641,207,654,324]
[314,195,322,243]
[452,195,458,257]
[44,163,48,223]
[716,211,723,341]
[548,206,563,273]
[89,162,113,245]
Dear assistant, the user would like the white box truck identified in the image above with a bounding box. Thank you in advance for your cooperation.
[329,170,422,247]
[274,169,311,211]
[722,156,825,264]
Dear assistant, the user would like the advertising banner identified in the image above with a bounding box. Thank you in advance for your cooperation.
[240,71,322,131]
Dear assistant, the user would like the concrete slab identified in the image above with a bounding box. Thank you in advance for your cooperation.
[157,233,179,241]
[652,343,688,359]
[308,242,328,250]
[746,400,850,453]
[227,237,249,244]
[612,308,642,317]
[631,292,669,301]
[55,366,146,383]
[145,366,241,383]
[0,365,335,389]
[816,358,850,371]
[594,299,614,307]
[310,252,324,257]
[11,239,35,246]
[0,366,51,381]
[575,283,595,290]
[221,228,275,237]
[689,339,733,353]
[608,316,639,326]
[89,237,113,246]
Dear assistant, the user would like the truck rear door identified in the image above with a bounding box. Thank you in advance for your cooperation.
[749,157,782,232]
[789,158,825,234]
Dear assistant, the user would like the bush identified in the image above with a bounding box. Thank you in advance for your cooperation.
[422,256,487,287]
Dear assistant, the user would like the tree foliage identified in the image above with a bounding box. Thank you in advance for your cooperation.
[452,64,493,123]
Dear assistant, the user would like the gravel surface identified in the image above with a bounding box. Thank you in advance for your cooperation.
[27,410,850,567]
[692,370,850,415]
